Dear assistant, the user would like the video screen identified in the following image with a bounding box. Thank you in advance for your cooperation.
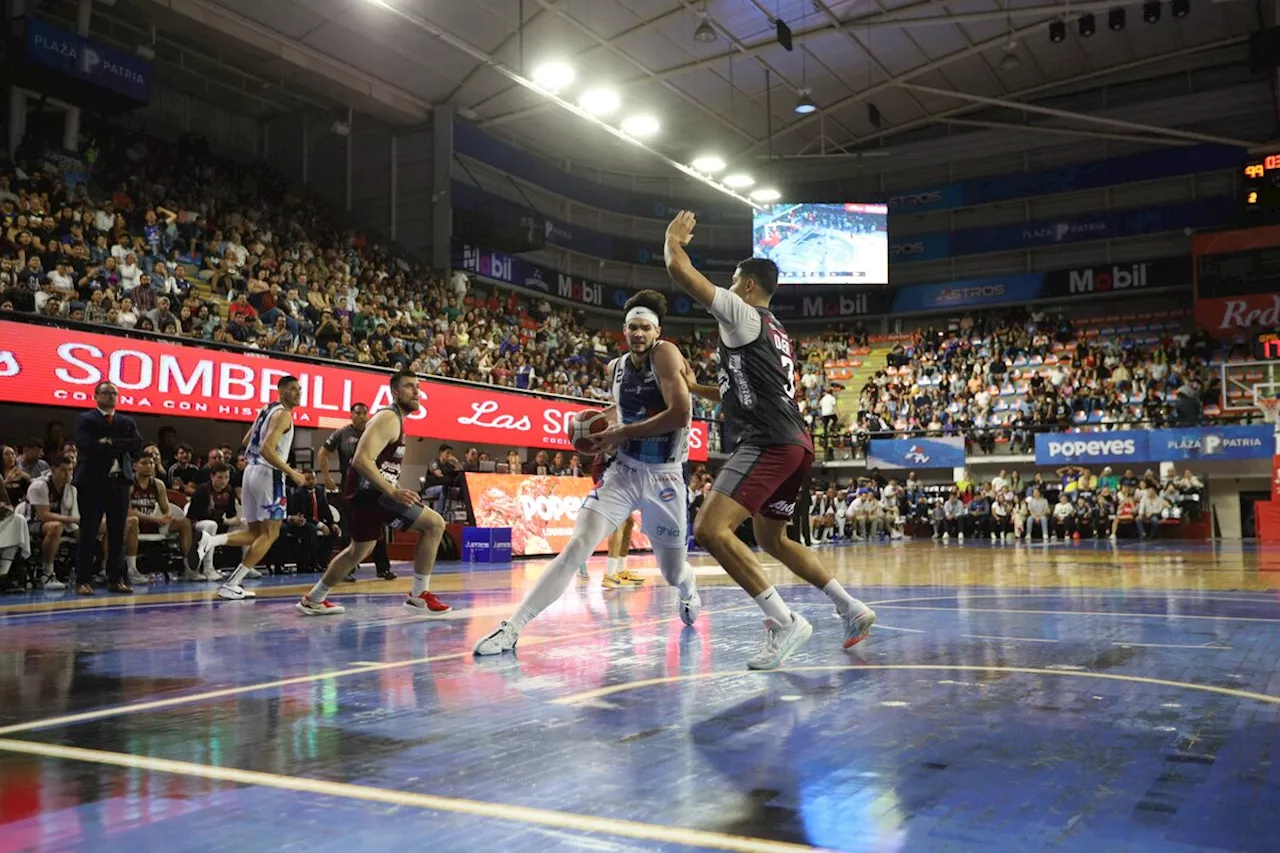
[752,202,889,285]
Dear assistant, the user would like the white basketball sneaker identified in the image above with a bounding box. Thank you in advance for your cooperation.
[217,583,256,600]
[296,595,345,616]
[746,613,813,671]
[473,621,519,656]
[841,605,877,649]
[679,589,702,626]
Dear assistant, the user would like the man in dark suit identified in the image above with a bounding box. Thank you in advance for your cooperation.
[73,381,143,594]
[286,470,334,572]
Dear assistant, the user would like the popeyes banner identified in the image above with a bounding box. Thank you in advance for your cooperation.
[465,472,652,557]
[0,320,709,460]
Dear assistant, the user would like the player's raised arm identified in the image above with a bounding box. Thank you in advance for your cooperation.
[664,211,718,308]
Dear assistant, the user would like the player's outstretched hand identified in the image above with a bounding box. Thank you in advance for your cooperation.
[394,488,423,507]
[666,210,696,245]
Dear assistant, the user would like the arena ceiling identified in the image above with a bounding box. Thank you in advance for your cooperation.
[71,0,1278,178]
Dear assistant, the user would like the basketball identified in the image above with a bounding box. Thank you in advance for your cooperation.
[571,410,609,454]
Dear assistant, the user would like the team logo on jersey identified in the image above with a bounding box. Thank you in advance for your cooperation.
[659,486,678,502]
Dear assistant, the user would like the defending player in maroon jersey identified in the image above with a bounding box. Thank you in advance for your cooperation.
[296,369,450,617]
[664,210,876,671]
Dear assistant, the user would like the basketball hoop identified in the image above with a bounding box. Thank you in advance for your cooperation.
[1259,397,1280,425]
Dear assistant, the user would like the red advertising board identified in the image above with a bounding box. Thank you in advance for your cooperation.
[1193,225,1280,336]
[0,320,708,460]
[464,472,651,556]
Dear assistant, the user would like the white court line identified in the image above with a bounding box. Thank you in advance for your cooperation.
[964,634,1060,643]
[1115,642,1233,650]
[870,624,926,634]
[0,739,832,853]
[874,605,1280,623]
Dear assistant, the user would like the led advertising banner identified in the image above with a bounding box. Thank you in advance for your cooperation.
[0,320,708,461]
[465,473,651,556]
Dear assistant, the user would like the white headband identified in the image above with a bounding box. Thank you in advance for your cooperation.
[625,307,660,328]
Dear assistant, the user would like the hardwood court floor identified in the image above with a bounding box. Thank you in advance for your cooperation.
[1,539,1279,852]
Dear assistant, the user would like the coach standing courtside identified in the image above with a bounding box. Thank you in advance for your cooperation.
[73,381,143,594]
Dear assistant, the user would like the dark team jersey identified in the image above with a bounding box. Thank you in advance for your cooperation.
[323,423,363,478]
[343,408,406,503]
[611,342,688,465]
[130,479,161,518]
[717,308,812,451]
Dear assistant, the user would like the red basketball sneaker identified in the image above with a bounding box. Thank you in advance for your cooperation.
[404,591,451,615]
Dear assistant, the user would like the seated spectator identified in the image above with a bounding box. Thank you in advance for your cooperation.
[25,454,80,591]
[1026,488,1050,541]
[286,471,334,572]
[187,461,240,580]
[1051,494,1075,540]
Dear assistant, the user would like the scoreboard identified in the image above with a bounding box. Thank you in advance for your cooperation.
[1255,330,1280,359]
[1242,153,1280,216]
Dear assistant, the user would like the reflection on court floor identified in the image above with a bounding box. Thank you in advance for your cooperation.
[1,540,1278,852]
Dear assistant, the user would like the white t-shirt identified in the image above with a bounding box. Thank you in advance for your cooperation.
[1053,501,1074,519]
[819,393,837,417]
[709,288,761,348]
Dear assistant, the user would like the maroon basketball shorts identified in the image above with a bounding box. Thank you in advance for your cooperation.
[347,490,424,543]
[712,444,814,520]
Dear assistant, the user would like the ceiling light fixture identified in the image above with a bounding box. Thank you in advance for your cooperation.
[723,174,755,188]
[356,0,761,209]
[1048,20,1066,43]
[1079,13,1096,37]
[620,114,660,137]
[531,60,574,93]
[693,14,717,44]
[750,188,781,202]
[794,88,817,115]
[1142,1,1160,23]
[691,155,726,173]
[1109,8,1125,31]
[578,88,619,116]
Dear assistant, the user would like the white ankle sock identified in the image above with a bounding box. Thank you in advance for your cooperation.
[126,556,137,571]
[754,586,794,624]
[209,532,229,548]
[411,574,429,597]
[225,564,250,586]
[308,581,332,602]
[822,579,860,616]
[606,557,619,576]
[43,561,55,577]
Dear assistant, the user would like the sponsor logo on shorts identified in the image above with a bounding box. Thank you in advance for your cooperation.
[659,486,678,502]
[655,524,682,539]
[766,499,796,516]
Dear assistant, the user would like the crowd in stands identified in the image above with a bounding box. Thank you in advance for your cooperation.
[799,464,1205,545]
[0,128,712,409]
[788,308,1231,456]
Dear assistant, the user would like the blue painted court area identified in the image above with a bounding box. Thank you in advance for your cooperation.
[1,547,1279,852]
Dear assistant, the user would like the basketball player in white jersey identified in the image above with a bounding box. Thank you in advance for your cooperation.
[197,375,306,600]
[296,369,450,616]
[474,291,700,655]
